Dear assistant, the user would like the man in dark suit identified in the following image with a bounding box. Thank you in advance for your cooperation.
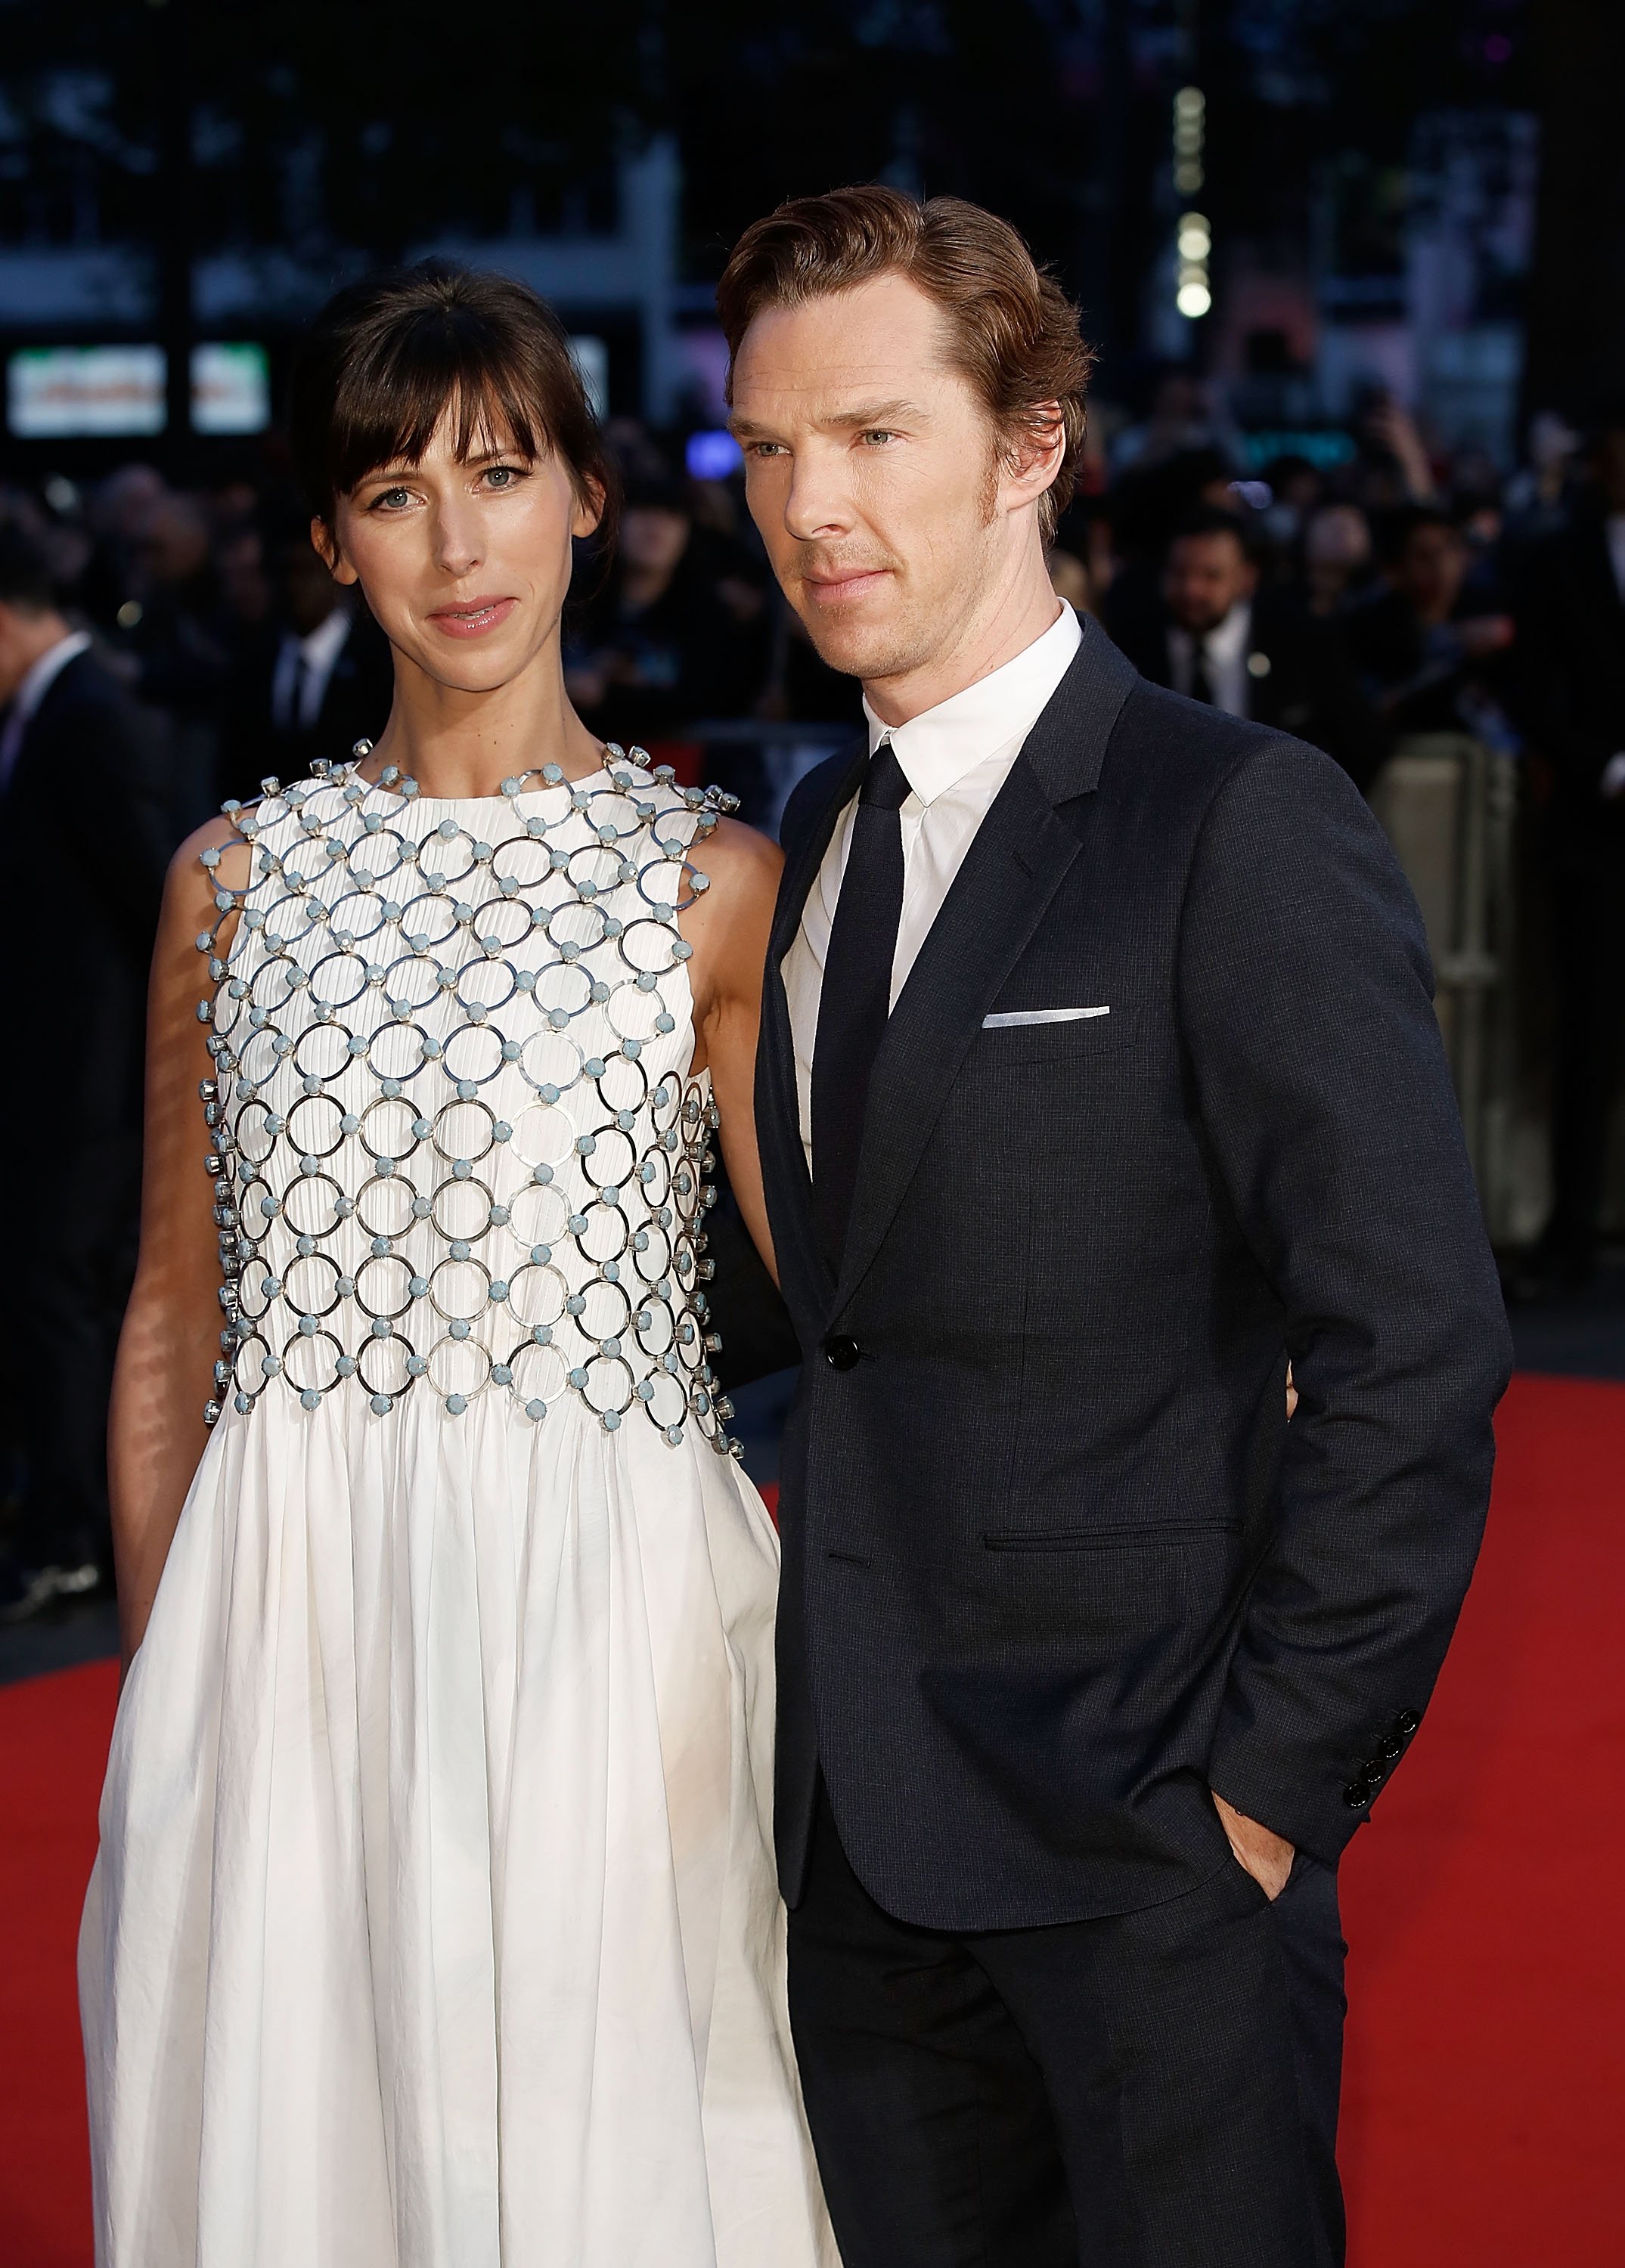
[0,525,175,1617]
[219,517,392,804]
[1512,414,1625,1288]
[720,187,1509,2268]
[1112,504,1386,791]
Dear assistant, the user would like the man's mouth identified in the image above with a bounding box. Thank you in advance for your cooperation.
[427,596,517,638]
[802,568,892,606]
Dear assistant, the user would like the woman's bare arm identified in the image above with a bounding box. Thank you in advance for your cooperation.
[681,816,785,1284]
[109,816,244,1668]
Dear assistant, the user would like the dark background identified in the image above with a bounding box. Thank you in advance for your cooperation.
[4,0,1621,469]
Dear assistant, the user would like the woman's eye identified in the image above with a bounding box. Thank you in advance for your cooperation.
[372,486,412,512]
[482,464,520,488]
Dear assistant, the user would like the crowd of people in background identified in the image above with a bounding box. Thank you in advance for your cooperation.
[2,368,1624,1618]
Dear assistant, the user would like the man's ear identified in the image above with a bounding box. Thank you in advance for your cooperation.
[311,516,358,587]
[1002,401,1067,513]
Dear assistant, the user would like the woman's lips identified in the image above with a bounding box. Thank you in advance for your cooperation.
[427,596,517,638]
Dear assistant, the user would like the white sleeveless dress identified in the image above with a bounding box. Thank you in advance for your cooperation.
[79,754,836,2268]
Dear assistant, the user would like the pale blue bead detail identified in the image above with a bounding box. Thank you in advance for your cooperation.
[203,759,721,1445]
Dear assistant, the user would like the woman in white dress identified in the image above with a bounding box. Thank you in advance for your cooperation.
[79,261,836,2268]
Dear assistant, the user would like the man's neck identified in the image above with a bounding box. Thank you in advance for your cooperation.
[862,546,1063,730]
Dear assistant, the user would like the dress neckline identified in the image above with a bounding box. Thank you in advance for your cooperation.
[342,742,634,813]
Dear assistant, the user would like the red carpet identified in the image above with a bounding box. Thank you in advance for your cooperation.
[1339,1373,1625,2264]
[0,1656,116,2268]
[2,1375,1620,2266]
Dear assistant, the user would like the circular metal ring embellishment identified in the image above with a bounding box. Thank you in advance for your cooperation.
[194,749,739,1452]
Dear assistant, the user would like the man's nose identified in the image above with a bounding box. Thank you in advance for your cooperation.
[782,446,853,543]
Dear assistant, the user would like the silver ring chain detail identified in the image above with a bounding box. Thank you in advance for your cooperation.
[194,745,743,1455]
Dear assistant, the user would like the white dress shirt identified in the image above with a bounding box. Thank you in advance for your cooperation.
[1168,600,1252,718]
[783,602,1081,1170]
[271,606,352,730]
[0,628,93,793]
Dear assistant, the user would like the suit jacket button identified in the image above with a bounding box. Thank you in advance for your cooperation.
[1394,1709,1421,1737]
[1360,1759,1386,1787]
[1343,1782,1372,1809]
[823,1334,861,1371]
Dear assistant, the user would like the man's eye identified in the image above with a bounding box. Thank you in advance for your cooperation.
[860,430,895,446]
[750,442,786,460]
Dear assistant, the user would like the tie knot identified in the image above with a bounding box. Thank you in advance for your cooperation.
[860,739,910,813]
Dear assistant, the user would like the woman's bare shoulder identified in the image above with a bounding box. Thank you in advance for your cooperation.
[684,813,783,911]
[159,810,253,951]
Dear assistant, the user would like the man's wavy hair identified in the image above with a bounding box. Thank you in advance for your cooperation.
[717,185,1094,542]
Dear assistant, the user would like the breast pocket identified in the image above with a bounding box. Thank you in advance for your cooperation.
[975,1005,1124,1069]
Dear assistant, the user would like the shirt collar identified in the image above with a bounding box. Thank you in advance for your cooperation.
[863,601,1081,805]
[1172,600,1251,663]
[1205,600,1251,664]
[10,628,91,729]
[292,606,352,670]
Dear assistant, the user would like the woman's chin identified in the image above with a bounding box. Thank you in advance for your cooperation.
[401,634,541,697]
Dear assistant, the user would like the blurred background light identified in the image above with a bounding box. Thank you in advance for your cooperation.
[685,429,745,482]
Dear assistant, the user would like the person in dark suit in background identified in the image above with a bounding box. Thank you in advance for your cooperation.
[564,471,771,753]
[720,185,1509,2268]
[219,514,393,804]
[1344,503,1517,743]
[1512,410,1625,1290]
[1115,504,1386,791]
[0,524,175,1619]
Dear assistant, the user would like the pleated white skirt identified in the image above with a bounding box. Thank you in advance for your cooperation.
[79,1397,836,2268]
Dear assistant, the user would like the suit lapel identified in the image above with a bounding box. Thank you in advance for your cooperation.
[757,739,867,1318]
[833,624,1139,1312]
[830,760,1078,1310]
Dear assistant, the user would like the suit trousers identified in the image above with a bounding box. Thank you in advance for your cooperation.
[787,1786,1346,2268]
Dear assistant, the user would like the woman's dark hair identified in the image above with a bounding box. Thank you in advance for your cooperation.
[288,260,617,552]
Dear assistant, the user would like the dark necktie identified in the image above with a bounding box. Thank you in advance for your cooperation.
[1189,634,1215,705]
[811,739,910,1273]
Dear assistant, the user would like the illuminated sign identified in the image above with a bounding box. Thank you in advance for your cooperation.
[191,342,271,435]
[5,342,271,437]
[8,345,166,437]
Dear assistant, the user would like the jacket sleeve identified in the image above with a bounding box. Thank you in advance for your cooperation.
[1178,734,1512,1862]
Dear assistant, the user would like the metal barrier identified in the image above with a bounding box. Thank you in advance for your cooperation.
[1368,732,1528,1241]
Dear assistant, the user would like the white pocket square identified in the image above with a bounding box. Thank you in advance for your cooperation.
[982,1006,1109,1028]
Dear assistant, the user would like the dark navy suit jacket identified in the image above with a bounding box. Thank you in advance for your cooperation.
[755,617,1512,1930]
